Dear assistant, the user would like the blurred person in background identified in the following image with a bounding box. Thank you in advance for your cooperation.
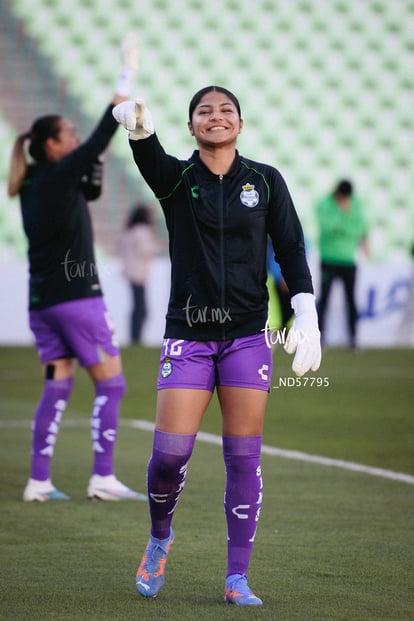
[266,236,312,333]
[7,34,146,503]
[119,203,160,344]
[316,179,369,349]
[113,84,321,606]
[397,241,414,345]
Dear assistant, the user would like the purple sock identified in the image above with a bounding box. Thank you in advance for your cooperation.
[31,377,73,481]
[147,429,196,539]
[223,435,263,578]
[91,374,126,476]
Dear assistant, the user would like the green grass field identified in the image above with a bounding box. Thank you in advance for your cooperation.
[0,345,413,620]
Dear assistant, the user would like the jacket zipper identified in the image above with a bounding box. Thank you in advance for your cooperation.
[218,174,226,339]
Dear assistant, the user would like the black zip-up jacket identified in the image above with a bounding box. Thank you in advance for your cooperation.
[130,133,313,341]
[20,105,118,310]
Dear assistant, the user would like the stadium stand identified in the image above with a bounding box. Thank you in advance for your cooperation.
[0,114,27,259]
[1,0,413,260]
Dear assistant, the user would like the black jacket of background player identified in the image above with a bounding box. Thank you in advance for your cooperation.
[20,105,118,310]
[130,133,314,341]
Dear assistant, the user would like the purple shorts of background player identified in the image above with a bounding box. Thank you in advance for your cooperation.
[157,332,272,392]
[29,297,120,367]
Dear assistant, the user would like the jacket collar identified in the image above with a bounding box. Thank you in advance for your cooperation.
[189,150,242,179]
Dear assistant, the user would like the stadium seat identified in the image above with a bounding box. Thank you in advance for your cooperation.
[2,0,414,261]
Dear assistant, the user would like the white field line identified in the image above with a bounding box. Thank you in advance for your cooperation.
[2,417,414,485]
[128,419,414,486]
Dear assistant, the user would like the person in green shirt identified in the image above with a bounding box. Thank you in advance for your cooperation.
[316,179,369,348]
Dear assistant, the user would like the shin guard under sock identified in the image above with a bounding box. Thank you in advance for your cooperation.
[91,374,126,476]
[147,429,196,539]
[31,377,74,481]
[223,435,263,578]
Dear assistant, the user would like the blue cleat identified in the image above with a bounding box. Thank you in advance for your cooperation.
[136,529,174,598]
[224,573,263,606]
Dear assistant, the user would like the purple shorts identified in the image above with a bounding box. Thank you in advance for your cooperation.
[29,298,120,367]
[157,333,272,392]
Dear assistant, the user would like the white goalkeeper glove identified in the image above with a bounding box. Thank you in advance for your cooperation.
[115,32,139,97]
[284,293,322,377]
[112,98,154,140]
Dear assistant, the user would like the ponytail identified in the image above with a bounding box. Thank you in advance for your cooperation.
[8,133,30,197]
[8,114,61,197]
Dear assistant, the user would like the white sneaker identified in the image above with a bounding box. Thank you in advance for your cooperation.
[23,478,70,502]
[87,474,147,501]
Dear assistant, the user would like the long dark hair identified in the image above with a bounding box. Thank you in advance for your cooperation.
[28,115,61,162]
[126,204,152,228]
[188,86,241,121]
[8,115,61,196]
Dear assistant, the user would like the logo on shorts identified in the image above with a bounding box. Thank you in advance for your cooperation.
[240,183,259,208]
[258,364,269,381]
[161,357,173,378]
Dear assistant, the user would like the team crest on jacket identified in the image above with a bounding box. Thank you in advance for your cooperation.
[240,183,259,207]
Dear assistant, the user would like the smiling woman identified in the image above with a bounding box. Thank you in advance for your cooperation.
[187,86,243,158]
[112,80,321,606]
